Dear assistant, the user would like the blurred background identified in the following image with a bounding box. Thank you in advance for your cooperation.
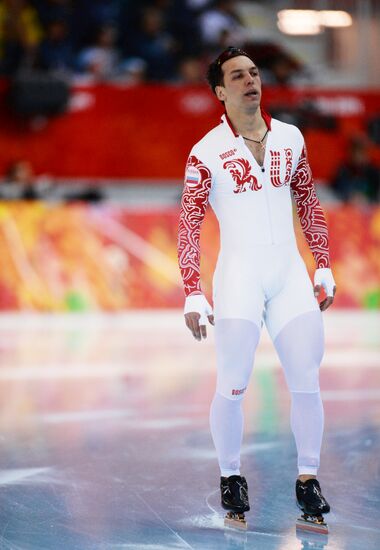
[0,0,379,312]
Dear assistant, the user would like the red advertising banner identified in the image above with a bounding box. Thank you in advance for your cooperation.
[0,202,378,311]
[1,83,380,182]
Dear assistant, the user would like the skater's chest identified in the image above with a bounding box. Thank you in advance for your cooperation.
[242,137,266,168]
[210,139,295,197]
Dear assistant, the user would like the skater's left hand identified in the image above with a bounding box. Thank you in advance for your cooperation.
[314,268,336,311]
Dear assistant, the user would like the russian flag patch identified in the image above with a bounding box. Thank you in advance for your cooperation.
[185,166,201,187]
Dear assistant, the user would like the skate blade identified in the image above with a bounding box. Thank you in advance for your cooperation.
[296,515,328,535]
[224,512,247,531]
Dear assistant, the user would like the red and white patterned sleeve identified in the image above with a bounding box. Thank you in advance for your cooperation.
[178,155,212,297]
[291,145,330,268]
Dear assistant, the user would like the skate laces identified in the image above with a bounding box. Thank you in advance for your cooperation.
[312,484,327,503]
[238,483,248,502]
[232,480,248,503]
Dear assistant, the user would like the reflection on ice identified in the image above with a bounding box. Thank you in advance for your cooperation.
[38,408,133,424]
[0,467,55,486]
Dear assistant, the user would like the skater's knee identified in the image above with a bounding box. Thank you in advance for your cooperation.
[216,383,248,401]
[287,364,320,392]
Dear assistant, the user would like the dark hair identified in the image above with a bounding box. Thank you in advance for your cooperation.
[206,46,252,95]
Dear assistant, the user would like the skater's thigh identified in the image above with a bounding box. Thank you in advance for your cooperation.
[264,253,319,341]
[215,318,261,400]
[213,258,264,325]
[264,254,324,392]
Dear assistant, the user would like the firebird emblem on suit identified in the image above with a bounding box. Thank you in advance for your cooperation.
[223,158,262,193]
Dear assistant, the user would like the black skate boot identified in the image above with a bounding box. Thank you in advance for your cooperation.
[221,475,249,530]
[296,478,330,535]
[296,479,330,515]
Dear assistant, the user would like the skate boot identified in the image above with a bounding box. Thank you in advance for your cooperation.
[296,478,330,535]
[221,475,249,530]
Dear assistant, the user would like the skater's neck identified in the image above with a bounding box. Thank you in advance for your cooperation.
[226,106,266,139]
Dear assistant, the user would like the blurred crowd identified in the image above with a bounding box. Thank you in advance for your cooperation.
[0,0,307,85]
[0,159,104,201]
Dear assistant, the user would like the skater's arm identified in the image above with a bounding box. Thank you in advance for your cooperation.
[178,155,214,339]
[291,145,336,311]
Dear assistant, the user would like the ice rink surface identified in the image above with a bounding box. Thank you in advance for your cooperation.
[0,310,379,550]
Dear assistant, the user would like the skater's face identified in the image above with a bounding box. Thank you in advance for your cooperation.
[215,56,261,114]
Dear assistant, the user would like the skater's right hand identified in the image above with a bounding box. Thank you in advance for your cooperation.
[314,268,336,311]
[184,293,214,341]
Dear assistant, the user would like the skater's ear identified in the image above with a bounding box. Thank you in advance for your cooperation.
[215,85,226,102]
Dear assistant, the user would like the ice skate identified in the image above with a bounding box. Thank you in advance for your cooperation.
[221,475,249,530]
[295,478,330,535]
